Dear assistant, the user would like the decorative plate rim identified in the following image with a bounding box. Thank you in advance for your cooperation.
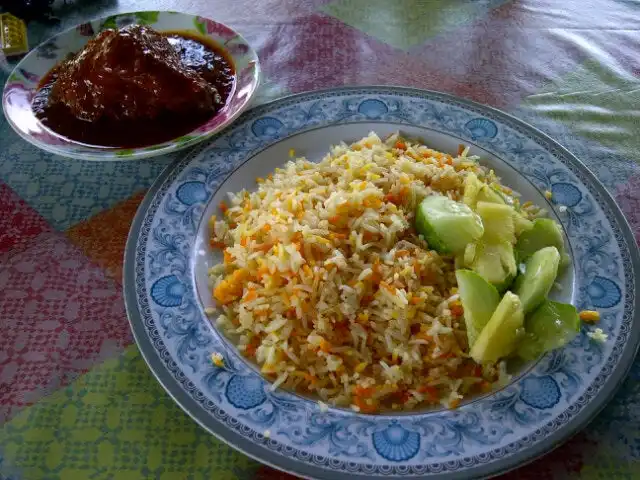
[123,86,639,479]
[1,10,261,161]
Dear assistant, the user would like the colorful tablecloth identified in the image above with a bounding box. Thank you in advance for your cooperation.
[1,1,639,478]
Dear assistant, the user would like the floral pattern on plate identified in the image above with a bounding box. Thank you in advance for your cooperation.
[124,87,638,479]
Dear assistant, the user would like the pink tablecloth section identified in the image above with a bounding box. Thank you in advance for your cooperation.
[1,0,639,478]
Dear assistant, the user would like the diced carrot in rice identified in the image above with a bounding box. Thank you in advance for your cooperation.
[205,132,534,412]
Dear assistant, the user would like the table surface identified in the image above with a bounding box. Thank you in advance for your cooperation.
[1,1,639,478]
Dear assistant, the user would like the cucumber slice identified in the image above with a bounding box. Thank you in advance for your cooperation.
[466,202,519,289]
[513,246,561,314]
[516,218,567,265]
[469,241,517,286]
[493,272,517,293]
[476,201,516,244]
[463,242,477,266]
[517,300,580,361]
[477,185,507,205]
[463,173,483,208]
[514,213,534,236]
[470,292,524,363]
[463,172,508,208]
[415,195,484,254]
[455,270,500,347]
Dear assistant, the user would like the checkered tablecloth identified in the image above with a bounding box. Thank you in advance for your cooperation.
[1,1,639,478]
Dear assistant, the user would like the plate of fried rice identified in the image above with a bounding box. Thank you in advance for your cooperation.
[125,87,639,479]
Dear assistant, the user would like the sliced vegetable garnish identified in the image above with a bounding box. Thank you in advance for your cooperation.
[470,291,524,364]
[513,246,561,314]
[517,300,580,361]
[415,195,484,254]
[467,241,517,287]
[476,201,516,244]
[515,218,568,267]
[456,269,500,347]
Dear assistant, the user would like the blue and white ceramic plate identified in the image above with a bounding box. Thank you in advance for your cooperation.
[124,87,639,479]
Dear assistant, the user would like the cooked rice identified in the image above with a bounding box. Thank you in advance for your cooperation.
[207,132,527,413]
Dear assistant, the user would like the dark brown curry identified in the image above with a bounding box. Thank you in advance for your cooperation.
[32,25,235,148]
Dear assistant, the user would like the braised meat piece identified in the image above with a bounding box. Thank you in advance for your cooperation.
[48,24,222,122]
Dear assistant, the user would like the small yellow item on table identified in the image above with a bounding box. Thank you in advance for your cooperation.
[1,13,29,57]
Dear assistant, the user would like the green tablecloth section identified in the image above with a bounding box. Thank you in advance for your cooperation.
[1,347,261,480]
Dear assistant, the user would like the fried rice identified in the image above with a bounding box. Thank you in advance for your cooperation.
[207,132,533,413]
